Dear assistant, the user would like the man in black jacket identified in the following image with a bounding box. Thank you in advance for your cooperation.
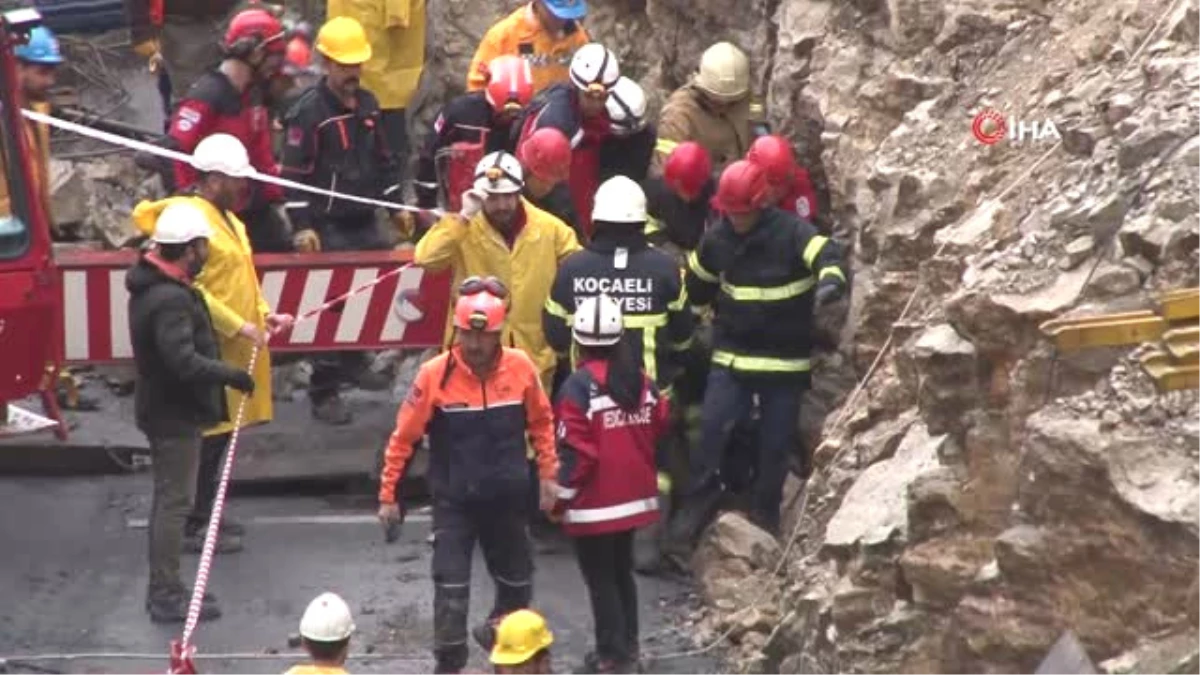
[543,176,694,573]
[679,160,847,540]
[280,16,401,425]
[128,201,254,623]
[414,55,534,212]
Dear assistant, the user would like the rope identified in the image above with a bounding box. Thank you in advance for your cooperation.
[171,262,415,673]
[19,108,445,217]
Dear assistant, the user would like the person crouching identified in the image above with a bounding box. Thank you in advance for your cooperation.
[285,592,356,675]
[551,294,669,673]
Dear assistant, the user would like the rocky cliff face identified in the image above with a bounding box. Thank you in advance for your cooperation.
[411,0,1200,672]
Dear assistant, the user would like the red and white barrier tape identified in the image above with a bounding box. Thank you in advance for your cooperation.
[169,263,415,674]
[20,108,445,217]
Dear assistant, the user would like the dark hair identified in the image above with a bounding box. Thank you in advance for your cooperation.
[304,636,349,662]
[577,336,643,411]
[157,242,191,261]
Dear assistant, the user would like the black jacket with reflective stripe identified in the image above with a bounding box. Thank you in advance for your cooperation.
[685,208,845,378]
[544,229,694,388]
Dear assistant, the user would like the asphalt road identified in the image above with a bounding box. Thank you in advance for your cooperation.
[0,475,719,674]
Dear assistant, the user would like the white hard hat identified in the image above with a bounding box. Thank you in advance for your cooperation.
[695,42,750,102]
[573,294,624,347]
[591,175,647,223]
[152,202,213,244]
[299,592,356,643]
[473,151,524,194]
[192,133,253,177]
[569,43,619,92]
[606,76,647,135]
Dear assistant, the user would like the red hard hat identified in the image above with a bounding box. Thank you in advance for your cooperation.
[663,142,712,200]
[746,135,796,186]
[284,36,312,73]
[225,8,287,55]
[454,290,507,332]
[518,128,572,182]
[713,160,770,215]
[485,55,535,114]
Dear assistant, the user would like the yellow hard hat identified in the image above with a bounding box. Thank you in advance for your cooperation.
[315,16,372,65]
[489,610,554,666]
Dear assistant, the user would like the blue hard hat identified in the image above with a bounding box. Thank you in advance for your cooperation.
[540,0,587,21]
[15,26,64,65]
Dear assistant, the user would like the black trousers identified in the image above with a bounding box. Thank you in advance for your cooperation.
[575,530,639,664]
[432,495,533,671]
[186,432,230,536]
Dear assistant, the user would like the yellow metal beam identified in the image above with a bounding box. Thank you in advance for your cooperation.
[1163,326,1200,362]
[1139,347,1199,390]
[1040,311,1168,350]
[1157,287,1200,321]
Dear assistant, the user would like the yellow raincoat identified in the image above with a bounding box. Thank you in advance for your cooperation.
[132,195,274,436]
[327,0,426,110]
[414,198,580,390]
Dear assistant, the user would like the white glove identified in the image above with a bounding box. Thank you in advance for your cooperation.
[460,189,485,219]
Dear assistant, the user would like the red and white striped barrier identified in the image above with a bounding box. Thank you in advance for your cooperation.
[56,250,452,364]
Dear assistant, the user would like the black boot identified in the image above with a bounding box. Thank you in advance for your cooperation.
[146,588,221,623]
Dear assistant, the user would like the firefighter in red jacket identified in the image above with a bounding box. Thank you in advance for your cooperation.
[552,294,669,674]
[377,279,559,675]
[745,134,819,224]
[167,7,290,252]
[513,42,620,242]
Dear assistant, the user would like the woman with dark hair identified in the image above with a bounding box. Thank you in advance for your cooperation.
[551,294,669,674]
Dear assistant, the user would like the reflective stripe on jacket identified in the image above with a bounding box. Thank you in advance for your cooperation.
[553,359,668,536]
[684,207,846,380]
[378,346,558,504]
[543,231,693,389]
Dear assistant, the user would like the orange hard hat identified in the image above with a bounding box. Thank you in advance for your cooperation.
[485,55,535,114]
[713,160,770,215]
[454,289,507,332]
[746,135,796,186]
[518,128,572,182]
[663,141,712,200]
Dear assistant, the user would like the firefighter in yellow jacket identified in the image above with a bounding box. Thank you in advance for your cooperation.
[414,150,580,393]
[326,0,425,170]
[653,41,753,174]
[466,0,590,96]
[132,134,294,554]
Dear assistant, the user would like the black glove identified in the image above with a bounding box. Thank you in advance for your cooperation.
[228,370,255,394]
[383,502,407,543]
[815,278,845,307]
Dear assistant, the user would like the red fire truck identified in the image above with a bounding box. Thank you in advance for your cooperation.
[0,8,452,440]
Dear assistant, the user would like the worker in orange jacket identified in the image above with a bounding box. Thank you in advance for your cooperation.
[466,0,590,96]
[377,279,559,675]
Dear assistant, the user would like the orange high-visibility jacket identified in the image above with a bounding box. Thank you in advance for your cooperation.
[378,346,558,504]
[466,3,590,95]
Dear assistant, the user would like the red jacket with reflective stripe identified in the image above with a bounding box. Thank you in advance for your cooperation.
[552,359,668,536]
